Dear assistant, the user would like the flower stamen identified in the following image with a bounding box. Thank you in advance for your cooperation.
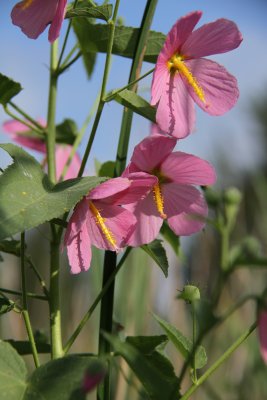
[167,54,206,104]
[89,201,117,249]
[153,184,167,219]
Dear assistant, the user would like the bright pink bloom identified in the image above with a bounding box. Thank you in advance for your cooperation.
[11,0,67,43]
[2,119,81,180]
[122,135,216,246]
[64,174,156,274]
[258,310,267,364]
[151,11,242,138]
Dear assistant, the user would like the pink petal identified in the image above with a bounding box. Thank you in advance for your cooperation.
[65,226,92,274]
[87,201,137,251]
[162,183,202,217]
[107,172,157,205]
[125,192,163,247]
[184,58,239,115]
[55,145,81,181]
[161,11,202,60]
[150,123,168,137]
[3,120,30,133]
[48,0,67,43]
[160,152,216,186]
[151,65,169,106]
[166,190,208,235]
[130,135,177,172]
[11,0,57,40]
[258,310,267,364]
[65,198,89,240]
[181,18,242,59]
[156,74,195,138]
[89,178,131,200]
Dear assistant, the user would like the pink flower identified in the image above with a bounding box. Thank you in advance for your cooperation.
[122,135,216,246]
[2,119,81,180]
[151,11,242,138]
[82,364,106,394]
[258,310,267,364]
[64,174,156,274]
[11,0,67,43]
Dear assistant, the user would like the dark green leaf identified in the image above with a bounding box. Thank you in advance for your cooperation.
[66,3,112,21]
[114,90,156,122]
[23,355,105,399]
[0,341,27,399]
[126,335,168,355]
[73,20,165,63]
[160,222,180,256]
[0,73,22,105]
[55,119,78,145]
[98,161,115,178]
[6,340,51,355]
[141,239,168,277]
[103,333,180,400]
[0,144,106,240]
[0,239,21,257]
[153,313,207,369]
[0,298,15,315]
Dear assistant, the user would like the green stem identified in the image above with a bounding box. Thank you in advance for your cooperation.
[4,105,44,135]
[49,229,63,359]
[192,303,197,383]
[46,42,58,184]
[26,257,50,298]
[57,51,82,75]
[20,232,40,368]
[180,321,257,400]
[104,67,155,102]
[115,0,158,176]
[0,287,47,301]
[78,0,121,177]
[64,248,131,354]
[9,101,45,131]
[220,227,230,271]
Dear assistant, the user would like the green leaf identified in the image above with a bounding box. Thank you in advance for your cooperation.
[0,73,22,106]
[66,3,112,21]
[0,341,27,399]
[103,333,180,400]
[0,239,21,257]
[0,298,15,315]
[126,335,168,354]
[55,119,78,145]
[160,222,180,256]
[0,144,106,240]
[153,313,207,369]
[98,161,115,178]
[6,340,51,355]
[23,355,105,399]
[141,239,169,277]
[114,89,156,122]
[73,20,165,63]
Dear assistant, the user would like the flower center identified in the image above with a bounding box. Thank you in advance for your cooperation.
[18,0,34,10]
[153,183,167,219]
[89,201,117,249]
[167,54,206,104]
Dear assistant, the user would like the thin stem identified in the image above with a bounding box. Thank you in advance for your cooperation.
[59,92,100,180]
[60,43,79,68]
[4,106,44,135]
[78,1,120,177]
[49,229,63,359]
[9,101,45,131]
[57,51,82,75]
[56,0,79,70]
[115,0,158,176]
[220,227,230,271]
[20,232,40,367]
[46,42,58,184]
[26,257,50,298]
[180,321,257,400]
[64,248,131,354]
[104,67,155,102]
[192,303,197,383]
[0,287,47,301]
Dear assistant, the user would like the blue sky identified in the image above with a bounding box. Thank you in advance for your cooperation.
[1,0,267,183]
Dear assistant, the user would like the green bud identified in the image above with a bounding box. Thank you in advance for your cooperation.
[223,187,242,206]
[178,285,201,303]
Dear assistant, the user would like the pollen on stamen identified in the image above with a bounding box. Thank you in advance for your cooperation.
[153,184,167,220]
[167,54,206,104]
[89,201,118,250]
